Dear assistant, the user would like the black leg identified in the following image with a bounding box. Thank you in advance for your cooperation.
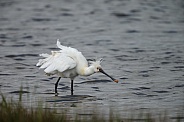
[55,77,61,96]
[71,80,74,95]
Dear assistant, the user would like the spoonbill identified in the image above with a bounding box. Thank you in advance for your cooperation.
[36,39,118,95]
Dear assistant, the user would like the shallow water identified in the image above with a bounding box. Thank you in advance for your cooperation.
[0,0,184,120]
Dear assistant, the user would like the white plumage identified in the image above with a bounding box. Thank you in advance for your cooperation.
[36,39,118,95]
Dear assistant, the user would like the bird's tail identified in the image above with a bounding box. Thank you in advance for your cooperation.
[36,53,50,67]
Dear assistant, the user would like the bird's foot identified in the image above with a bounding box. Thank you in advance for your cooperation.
[55,92,59,96]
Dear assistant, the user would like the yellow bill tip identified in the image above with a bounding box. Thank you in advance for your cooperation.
[114,79,119,83]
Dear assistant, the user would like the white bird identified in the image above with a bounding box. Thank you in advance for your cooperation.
[36,39,118,95]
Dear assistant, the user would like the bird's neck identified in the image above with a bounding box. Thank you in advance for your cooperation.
[82,66,95,76]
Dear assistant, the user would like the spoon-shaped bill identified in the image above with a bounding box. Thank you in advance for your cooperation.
[99,69,118,83]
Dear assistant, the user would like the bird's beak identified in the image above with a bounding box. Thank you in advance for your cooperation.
[99,68,118,83]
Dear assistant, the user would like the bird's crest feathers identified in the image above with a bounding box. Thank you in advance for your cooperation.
[89,58,103,66]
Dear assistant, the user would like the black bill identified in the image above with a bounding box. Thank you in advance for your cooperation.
[99,68,118,83]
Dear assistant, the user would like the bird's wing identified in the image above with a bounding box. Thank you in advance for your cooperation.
[36,40,88,74]
[56,40,80,56]
[56,40,88,66]
[36,51,77,74]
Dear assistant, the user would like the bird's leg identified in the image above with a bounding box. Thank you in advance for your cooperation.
[55,77,61,96]
[71,80,74,95]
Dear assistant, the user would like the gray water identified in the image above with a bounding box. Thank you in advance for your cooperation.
[0,0,184,120]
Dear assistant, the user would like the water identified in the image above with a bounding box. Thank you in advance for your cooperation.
[0,0,184,120]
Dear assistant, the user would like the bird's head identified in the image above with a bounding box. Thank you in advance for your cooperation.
[88,58,118,83]
[89,58,103,73]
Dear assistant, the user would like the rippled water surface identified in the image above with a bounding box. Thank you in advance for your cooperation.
[0,0,184,120]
